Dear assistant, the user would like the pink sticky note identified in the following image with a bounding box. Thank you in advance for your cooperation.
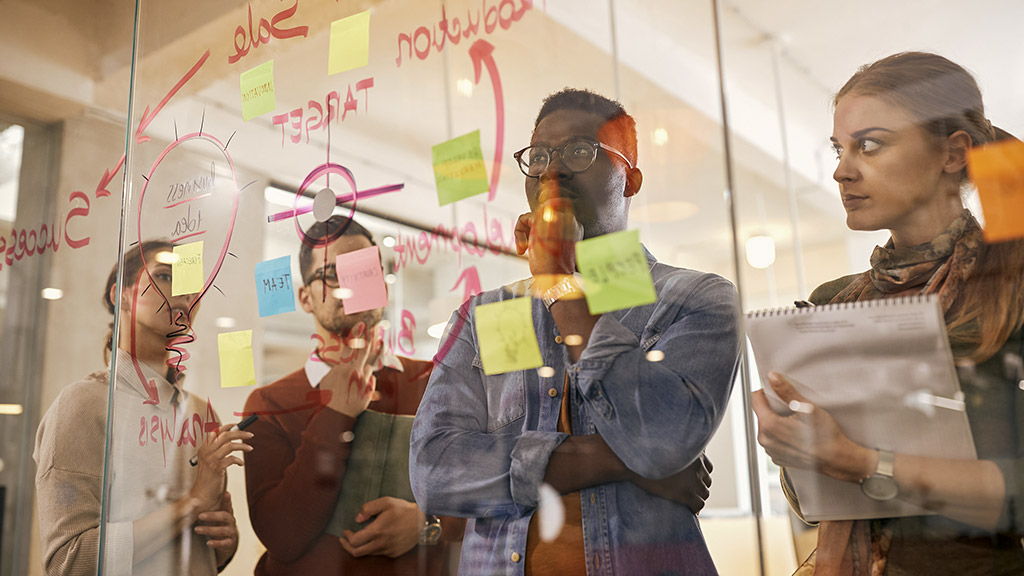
[335,245,388,314]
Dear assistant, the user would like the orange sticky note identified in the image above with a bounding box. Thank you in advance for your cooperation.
[968,139,1024,242]
[328,11,370,76]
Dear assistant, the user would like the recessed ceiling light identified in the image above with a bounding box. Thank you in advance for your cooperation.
[215,317,236,329]
[652,128,669,146]
[456,78,473,97]
[40,287,64,300]
[427,321,447,339]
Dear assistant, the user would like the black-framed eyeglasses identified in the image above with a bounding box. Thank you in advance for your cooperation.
[305,264,339,288]
[513,139,634,178]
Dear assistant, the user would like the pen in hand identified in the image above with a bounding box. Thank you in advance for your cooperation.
[189,414,258,467]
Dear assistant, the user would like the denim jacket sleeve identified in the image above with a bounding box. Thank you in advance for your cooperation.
[410,298,570,518]
[574,271,741,479]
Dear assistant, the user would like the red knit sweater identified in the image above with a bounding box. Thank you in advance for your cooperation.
[243,357,462,575]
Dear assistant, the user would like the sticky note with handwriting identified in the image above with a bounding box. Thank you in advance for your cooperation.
[218,330,257,388]
[328,10,371,76]
[335,245,388,314]
[172,241,204,296]
[432,130,489,206]
[575,229,656,314]
[240,60,276,121]
[474,298,543,375]
[968,139,1024,242]
[254,255,295,317]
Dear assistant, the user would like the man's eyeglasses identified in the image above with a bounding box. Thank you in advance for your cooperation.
[513,139,633,178]
[305,264,339,288]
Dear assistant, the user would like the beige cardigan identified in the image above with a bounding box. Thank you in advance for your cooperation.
[34,354,220,575]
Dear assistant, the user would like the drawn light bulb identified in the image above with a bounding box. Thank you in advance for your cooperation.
[132,129,242,404]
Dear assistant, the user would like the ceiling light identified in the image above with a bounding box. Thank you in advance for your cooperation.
[0,403,23,415]
[384,273,397,284]
[652,128,669,146]
[215,317,236,329]
[154,251,179,264]
[264,185,297,208]
[40,287,64,300]
[745,235,776,269]
[456,78,473,97]
[629,201,698,223]
[382,236,396,248]
[427,321,447,339]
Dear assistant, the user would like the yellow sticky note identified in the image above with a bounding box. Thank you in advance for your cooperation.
[968,139,1024,242]
[172,241,204,296]
[218,330,256,388]
[474,298,543,375]
[328,11,370,76]
[240,60,276,121]
[576,229,657,314]
[432,130,489,206]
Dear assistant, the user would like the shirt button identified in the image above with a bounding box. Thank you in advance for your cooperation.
[555,335,563,344]
[510,552,521,563]
[548,388,558,398]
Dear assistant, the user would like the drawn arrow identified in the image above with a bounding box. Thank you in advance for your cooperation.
[95,153,125,198]
[452,266,482,303]
[135,49,211,144]
[469,40,504,202]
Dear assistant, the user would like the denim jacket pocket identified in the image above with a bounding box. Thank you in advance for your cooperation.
[472,354,526,432]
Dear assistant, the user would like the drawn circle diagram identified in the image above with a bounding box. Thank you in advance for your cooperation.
[136,131,240,323]
[292,162,359,248]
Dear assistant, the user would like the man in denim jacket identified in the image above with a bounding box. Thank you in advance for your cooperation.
[411,89,741,575]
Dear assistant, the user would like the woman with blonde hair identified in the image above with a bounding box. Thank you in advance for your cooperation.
[754,52,1024,574]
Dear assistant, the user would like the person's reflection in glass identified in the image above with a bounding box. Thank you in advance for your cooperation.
[753,52,1024,575]
[34,239,251,575]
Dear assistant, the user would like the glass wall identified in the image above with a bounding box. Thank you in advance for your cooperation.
[2,1,1021,575]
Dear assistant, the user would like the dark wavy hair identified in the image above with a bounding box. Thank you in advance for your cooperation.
[102,239,175,364]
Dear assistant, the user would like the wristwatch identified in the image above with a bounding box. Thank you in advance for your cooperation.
[860,449,898,501]
[419,514,442,546]
[540,274,583,309]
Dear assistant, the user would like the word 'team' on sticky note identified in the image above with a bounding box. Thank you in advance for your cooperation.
[474,298,544,375]
[254,255,295,317]
[335,245,388,314]
[432,130,489,206]
[328,10,371,76]
[218,330,257,388]
[576,229,656,315]
[240,60,276,121]
[171,241,204,296]
[968,138,1024,242]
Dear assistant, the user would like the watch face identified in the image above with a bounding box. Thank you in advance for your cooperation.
[422,523,442,546]
[861,476,899,501]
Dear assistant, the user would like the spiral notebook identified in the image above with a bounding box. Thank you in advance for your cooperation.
[745,295,976,521]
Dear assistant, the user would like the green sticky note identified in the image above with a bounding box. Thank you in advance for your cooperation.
[576,230,657,314]
[240,60,276,121]
[171,241,204,296]
[328,11,371,76]
[474,298,543,375]
[218,330,257,388]
[432,130,489,206]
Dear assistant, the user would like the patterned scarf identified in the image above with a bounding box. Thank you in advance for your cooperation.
[807,210,983,576]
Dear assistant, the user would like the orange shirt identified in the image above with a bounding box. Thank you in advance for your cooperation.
[524,374,587,575]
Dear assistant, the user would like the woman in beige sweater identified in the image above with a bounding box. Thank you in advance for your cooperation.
[34,240,252,575]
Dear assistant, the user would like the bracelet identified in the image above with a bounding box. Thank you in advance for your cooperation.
[540,274,583,309]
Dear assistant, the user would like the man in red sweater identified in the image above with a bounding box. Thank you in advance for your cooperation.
[243,216,461,575]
